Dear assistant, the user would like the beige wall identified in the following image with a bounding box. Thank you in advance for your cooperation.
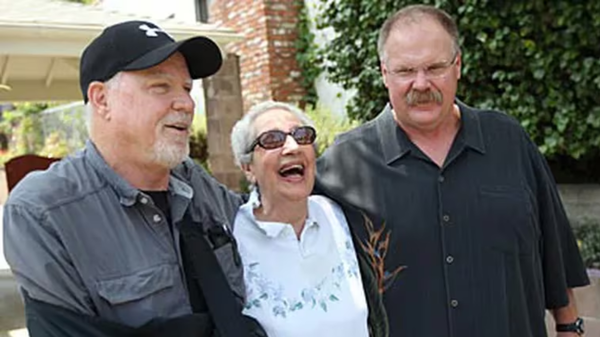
[546,272,600,335]
[559,184,600,226]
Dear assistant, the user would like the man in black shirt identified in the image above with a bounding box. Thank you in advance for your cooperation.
[316,5,590,337]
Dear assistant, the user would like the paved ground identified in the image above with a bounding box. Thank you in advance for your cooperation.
[0,273,25,337]
[1,206,8,271]
[1,200,27,337]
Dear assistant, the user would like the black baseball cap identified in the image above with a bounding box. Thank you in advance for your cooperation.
[79,20,222,102]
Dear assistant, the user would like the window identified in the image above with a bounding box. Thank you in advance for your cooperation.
[195,0,209,23]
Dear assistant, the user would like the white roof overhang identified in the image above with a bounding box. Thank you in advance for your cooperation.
[0,0,242,102]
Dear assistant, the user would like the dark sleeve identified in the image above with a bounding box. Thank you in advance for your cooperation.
[25,291,137,337]
[24,291,216,337]
[315,130,380,214]
[337,203,389,337]
[526,136,590,309]
[354,235,389,337]
[315,145,346,200]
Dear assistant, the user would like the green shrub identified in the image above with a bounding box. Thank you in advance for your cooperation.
[39,131,72,159]
[0,103,50,164]
[189,113,210,172]
[574,221,600,269]
[306,104,360,156]
[313,0,600,162]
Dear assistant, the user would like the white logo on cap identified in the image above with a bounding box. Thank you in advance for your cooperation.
[139,24,166,37]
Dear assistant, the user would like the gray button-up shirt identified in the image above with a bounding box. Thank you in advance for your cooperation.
[3,141,243,327]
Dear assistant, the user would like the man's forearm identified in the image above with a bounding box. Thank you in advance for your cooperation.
[552,288,579,324]
[551,288,582,336]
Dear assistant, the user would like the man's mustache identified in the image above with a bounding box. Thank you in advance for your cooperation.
[406,90,443,106]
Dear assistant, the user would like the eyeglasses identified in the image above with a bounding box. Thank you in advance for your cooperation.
[387,52,458,82]
[247,126,317,153]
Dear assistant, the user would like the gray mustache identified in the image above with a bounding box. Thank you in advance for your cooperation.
[161,112,193,126]
[406,90,443,106]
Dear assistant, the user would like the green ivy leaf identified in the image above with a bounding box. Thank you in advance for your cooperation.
[309,0,600,164]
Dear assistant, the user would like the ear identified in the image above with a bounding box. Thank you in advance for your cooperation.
[241,163,256,185]
[87,81,111,121]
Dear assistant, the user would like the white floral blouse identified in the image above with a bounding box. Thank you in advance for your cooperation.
[233,191,369,337]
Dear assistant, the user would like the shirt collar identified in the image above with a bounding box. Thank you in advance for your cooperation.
[377,100,486,165]
[376,103,411,165]
[455,99,486,155]
[84,140,194,206]
[240,189,318,238]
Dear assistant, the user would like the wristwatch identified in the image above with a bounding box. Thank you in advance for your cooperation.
[556,317,585,335]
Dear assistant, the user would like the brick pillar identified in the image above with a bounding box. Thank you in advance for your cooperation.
[210,0,306,111]
[203,54,245,191]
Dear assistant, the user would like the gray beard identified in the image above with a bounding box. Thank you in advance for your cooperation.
[150,139,190,169]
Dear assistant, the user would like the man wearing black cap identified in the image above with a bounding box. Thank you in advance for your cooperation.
[3,20,263,336]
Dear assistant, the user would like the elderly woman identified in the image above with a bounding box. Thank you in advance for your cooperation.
[230,101,387,337]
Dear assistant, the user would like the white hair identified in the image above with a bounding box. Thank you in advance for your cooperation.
[85,72,123,134]
[230,101,315,167]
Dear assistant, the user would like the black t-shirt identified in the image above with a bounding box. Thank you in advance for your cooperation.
[143,190,173,235]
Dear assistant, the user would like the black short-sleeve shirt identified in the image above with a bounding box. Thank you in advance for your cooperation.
[316,102,590,337]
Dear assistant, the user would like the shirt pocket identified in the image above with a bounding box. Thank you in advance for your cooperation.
[95,264,175,324]
[477,185,539,256]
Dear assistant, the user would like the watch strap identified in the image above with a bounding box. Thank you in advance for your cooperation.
[556,317,584,334]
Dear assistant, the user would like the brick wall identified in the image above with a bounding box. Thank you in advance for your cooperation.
[210,0,305,112]
[203,54,245,191]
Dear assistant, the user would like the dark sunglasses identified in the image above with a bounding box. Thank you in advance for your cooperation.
[247,126,317,152]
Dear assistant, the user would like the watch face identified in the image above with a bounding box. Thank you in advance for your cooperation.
[576,317,585,333]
